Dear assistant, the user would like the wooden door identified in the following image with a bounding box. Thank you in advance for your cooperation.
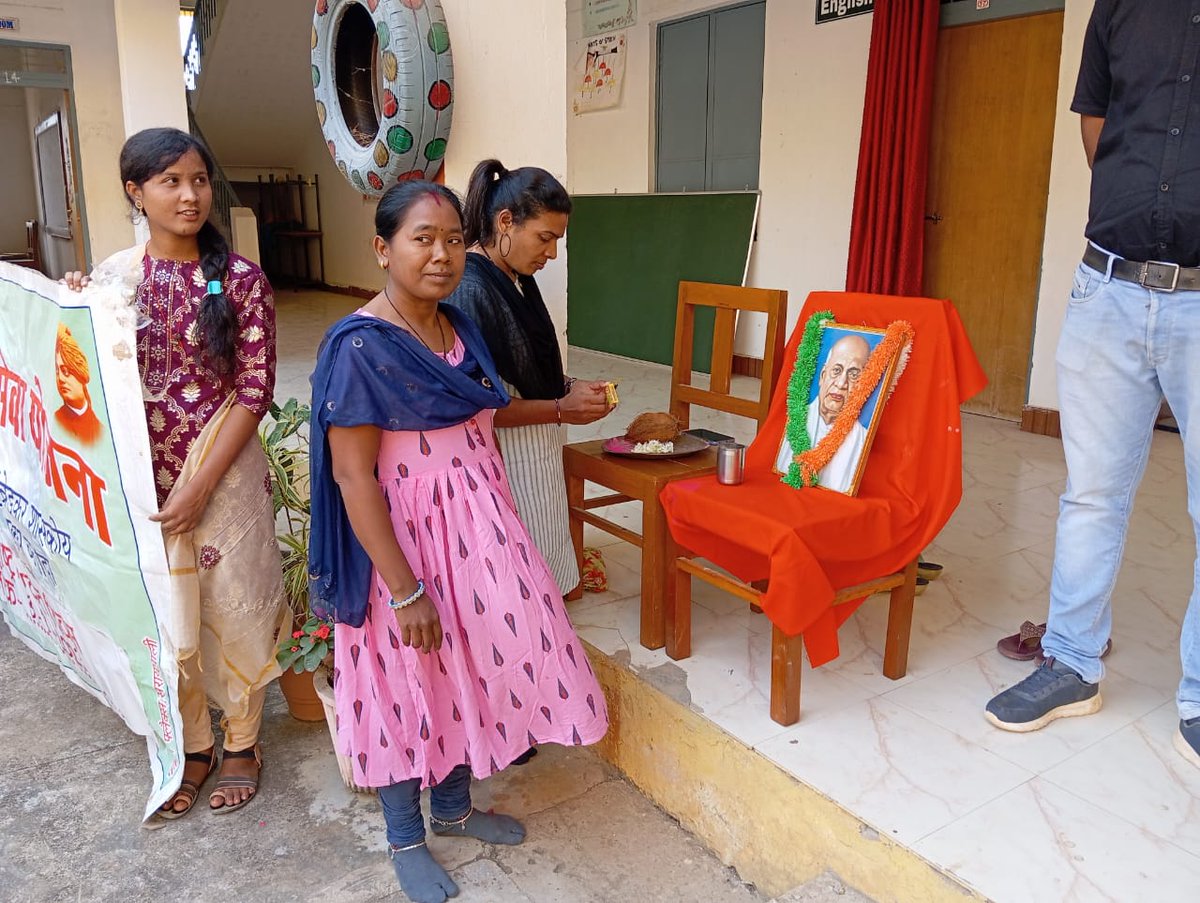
[922,12,1064,419]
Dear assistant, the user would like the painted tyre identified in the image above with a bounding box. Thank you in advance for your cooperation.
[312,0,454,196]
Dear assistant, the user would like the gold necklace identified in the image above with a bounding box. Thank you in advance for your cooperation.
[383,284,448,357]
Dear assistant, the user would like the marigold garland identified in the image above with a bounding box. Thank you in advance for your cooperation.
[782,316,915,489]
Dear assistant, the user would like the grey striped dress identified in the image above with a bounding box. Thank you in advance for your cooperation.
[496,381,580,595]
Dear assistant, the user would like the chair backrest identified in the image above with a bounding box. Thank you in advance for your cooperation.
[668,281,787,431]
[745,290,987,506]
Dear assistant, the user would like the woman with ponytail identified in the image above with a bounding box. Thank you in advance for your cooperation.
[62,128,286,819]
[446,160,614,598]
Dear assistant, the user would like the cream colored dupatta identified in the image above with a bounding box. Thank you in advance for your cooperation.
[165,394,288,719]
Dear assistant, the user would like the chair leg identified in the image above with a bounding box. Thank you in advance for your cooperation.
[564,469,585,602]
[639,496,667,650]
[770,625,802,726]
[883,559,918,680]
[749,578,768,614]
[666,542,692,660]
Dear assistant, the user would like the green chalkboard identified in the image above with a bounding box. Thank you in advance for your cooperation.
[566,192,759,370]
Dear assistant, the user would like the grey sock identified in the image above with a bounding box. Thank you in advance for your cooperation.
[431,808,526,845]
[390,843,459,903]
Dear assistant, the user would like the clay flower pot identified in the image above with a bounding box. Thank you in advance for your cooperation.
[278,666,325,722]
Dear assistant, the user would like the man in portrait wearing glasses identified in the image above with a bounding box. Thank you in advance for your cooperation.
[775,333,870,494]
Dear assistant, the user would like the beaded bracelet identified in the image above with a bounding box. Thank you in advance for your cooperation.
[388,579,425,611]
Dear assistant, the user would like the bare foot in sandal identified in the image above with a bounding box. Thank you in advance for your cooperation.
[159,746,217,819]
[209,744,262,813]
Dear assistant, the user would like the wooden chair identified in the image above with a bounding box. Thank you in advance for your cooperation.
[0,221,41,272]
[660,291,987,726]
[670,553,918,725]
[562,281,787,649]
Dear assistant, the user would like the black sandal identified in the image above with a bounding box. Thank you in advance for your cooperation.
[209,744,262,815]
[158,748,218,820]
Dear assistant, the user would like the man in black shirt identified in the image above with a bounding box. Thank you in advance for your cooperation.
[985,0,1200,769]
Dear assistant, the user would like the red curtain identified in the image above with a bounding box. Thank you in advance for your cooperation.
[845,0,941,296]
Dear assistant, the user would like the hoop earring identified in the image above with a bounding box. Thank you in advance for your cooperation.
[379,258,388,270]
[498,232,512,259]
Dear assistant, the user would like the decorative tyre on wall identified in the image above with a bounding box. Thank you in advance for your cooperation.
[312,0,453,196]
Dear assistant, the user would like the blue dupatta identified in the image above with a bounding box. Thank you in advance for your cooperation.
[307,305,509,626]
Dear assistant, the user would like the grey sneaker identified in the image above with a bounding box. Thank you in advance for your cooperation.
[985,657,1102,732]
[1176,717,1200,769]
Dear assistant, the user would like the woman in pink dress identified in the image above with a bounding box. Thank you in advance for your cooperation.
[309,181,608,903]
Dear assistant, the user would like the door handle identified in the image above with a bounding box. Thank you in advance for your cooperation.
[924,213,943,224]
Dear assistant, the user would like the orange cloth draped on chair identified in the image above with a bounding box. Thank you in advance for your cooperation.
[660,291,986,667]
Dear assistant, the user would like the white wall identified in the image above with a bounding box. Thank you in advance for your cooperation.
[113,0,189,138]
[2,0,187,268]
[197,0,570,337]
[0,90,38,251]
[1027,0,1094,409]
[566,0,872,353]
[567,0,1096,410]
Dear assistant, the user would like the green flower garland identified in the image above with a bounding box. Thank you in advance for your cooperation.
[782,310,835,488]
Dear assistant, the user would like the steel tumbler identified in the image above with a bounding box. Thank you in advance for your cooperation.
[716,442,745,485]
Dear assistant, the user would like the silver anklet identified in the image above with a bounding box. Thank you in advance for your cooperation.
[388,840,427,858]
[430,807,474,829]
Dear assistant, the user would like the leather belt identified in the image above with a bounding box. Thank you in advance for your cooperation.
[1082,244,1200,292]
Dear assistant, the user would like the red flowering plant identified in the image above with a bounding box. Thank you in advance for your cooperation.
[276,615,333,674]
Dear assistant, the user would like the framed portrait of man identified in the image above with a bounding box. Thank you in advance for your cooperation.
[773,322,904,496]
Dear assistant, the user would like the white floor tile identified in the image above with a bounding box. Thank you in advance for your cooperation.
[914,779,1200,903]
[757,697,1033,844]
[1041,702,1200,858]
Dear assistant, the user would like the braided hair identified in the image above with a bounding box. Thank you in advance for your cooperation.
[119,127,237,374]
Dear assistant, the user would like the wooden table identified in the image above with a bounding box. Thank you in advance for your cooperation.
[563,439,717,649]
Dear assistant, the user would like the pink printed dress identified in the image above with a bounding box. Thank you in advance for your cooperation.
[332,335,609,789]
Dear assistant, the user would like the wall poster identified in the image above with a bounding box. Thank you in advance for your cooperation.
[573,31,627,114]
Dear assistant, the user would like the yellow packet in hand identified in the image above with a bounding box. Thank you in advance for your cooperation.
[604,382,619,406]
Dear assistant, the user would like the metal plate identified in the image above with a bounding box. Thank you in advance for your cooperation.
[600,433,710,459]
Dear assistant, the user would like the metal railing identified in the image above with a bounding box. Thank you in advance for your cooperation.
[183,0,219,92]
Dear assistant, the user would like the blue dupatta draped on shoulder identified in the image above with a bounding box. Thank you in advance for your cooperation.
[308,305,509,626]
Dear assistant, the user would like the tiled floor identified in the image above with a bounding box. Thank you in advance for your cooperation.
[560,349,1200,903]
[278,292,1200,902]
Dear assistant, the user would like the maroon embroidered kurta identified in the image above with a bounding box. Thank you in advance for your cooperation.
[135,254,275,504]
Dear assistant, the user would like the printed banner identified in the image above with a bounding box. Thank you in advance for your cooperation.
[583,0,635,37]
[574,31,627,114]
[0,262,181,820]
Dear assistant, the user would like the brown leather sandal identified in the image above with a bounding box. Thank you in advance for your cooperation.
[158,748,218,820]
[997,621,1113,662]
[209,745,262,815]
[997,621,1047,661]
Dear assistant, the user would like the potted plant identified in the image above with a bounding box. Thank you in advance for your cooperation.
[260,400,365,790]
[260,399,326,722]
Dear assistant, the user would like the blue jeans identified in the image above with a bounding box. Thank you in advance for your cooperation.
[378,764,472,848]
[1041,250,1200,720]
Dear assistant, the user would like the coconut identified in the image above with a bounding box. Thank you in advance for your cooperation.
[624,411,681,443]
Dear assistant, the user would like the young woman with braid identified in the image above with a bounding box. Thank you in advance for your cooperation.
[63,128,287,818]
